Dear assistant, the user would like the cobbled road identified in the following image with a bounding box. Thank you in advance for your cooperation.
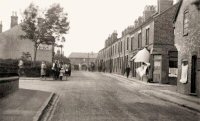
[20,71,200,121]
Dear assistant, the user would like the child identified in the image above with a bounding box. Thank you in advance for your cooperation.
[59,67,65,80]
[41,61,47,80]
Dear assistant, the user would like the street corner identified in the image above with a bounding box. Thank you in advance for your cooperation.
[0,89,55,121]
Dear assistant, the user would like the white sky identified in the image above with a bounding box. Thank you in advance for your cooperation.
[0,0,177,57]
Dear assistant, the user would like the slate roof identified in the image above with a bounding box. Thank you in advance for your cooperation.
[68,52,98,59]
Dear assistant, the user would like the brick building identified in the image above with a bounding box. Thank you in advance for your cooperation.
[68,52,97,71]
[97,0,179,84]
[0,14,53,62]
[174,0,200,97]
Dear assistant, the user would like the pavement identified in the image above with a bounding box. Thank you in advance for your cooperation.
[0,88,54,121]
[106,73,200,113]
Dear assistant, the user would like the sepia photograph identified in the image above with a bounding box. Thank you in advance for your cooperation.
[0,0,200,121]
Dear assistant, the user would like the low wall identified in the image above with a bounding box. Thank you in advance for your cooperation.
[0,76,19,97]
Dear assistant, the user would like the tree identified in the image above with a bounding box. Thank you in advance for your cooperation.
[21,52,32,61]
[21,3,52,63]
[45,4,69,39]
[21,3,69,64]
[45,4,69,61]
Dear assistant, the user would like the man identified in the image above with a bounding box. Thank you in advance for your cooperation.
[125,64,131,78]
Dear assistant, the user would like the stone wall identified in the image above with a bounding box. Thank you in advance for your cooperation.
[0,77,19,97]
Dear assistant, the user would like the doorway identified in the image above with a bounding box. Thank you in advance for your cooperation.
[191,55,197,94]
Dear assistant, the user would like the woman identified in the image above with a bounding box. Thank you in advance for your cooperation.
[41,61,47,80]
[18,59,24,76]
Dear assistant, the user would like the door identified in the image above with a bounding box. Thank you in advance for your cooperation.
[191,55,197,94]
[153,55,162,83]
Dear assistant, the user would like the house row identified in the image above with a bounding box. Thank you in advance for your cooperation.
[96,0,200,97]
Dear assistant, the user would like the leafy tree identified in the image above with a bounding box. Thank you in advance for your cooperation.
[21,3,69,64]
[45,4,70,39]
[21,52,32,61]
[54,54,70,64]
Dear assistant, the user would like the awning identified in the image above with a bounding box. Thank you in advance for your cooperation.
[131,48,150,64]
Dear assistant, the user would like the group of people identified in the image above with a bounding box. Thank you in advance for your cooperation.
[51,60,71,80]
[40,60,71,80]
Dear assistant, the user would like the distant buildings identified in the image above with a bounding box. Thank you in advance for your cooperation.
[97,0,178,83]
[68,52,97,71]
[0,13,53,62]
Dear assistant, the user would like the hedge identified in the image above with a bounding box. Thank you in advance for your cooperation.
[0,59,53,77]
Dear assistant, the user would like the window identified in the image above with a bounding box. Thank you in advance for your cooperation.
[118,42,120,53]
[115,44,117,54]
[138,33,142,48]
[121,41,123,52]
[131,37,134,50]
[183,10,189,35]
[146,28,150,45]
[127,38,129,50]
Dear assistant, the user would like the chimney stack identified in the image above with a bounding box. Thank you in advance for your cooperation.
[157,0,173,14]
[143,5,156,21]
[112,31,118,41]
[138,16,143,25]
[11,11,18,28]
[134,20,139,27]
[0,21,2,33]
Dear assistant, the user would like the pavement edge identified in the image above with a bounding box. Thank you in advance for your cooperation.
[104,73,200,113]
[33,92,56,121]
[145,92,200,113]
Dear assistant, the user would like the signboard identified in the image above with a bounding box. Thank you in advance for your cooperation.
[38,44,52,50]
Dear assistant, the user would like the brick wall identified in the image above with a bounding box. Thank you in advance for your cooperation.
[174,0,200,97]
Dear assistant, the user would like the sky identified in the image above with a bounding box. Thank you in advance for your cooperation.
[0,0,177,57]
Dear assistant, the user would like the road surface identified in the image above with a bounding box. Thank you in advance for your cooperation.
[20,71,200,121]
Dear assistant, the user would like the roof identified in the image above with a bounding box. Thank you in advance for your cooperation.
[173,0,183,22]
[0,24,24,39]
[68,52,98,59]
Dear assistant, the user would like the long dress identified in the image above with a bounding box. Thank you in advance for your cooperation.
[41,64,46,76]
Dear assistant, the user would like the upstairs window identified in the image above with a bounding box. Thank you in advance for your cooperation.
[138,33,142,48]
[146,28,150,45]
[183,10,189,35]
[127,37,129,50]
[131,37,134,50]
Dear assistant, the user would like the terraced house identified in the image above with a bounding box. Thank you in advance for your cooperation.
[0,13,53,62]
[174,0,200,97]
[97,0,179,84]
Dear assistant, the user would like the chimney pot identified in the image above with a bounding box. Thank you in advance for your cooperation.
[157,0,173,14]
[11,12,18,28]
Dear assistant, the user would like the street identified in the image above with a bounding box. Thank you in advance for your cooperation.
[20,71,200,121]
